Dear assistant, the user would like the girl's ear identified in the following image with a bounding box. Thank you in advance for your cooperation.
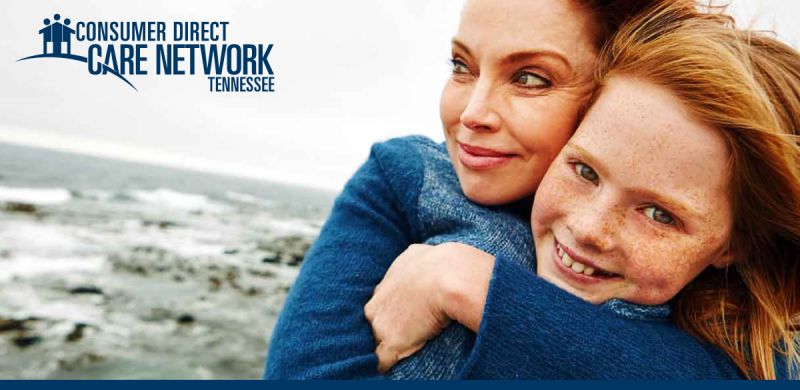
[710,247,734,269]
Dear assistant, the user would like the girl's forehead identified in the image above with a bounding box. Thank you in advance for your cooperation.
[572,76,732,220]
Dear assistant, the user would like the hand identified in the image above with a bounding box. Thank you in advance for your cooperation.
[364,243,495,373]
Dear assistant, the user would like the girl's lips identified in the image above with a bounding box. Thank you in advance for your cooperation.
[457,143,514,170]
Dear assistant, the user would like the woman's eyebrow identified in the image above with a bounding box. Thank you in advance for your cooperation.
[451,39,572,73]
[451,39,473,57]
[500,51,572,73]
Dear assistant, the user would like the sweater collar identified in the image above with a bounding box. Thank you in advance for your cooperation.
[601,299,671,321]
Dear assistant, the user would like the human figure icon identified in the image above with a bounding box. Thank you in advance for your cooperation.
[50,14,64,55]
[62,18,75,54]
[38,18,52,54]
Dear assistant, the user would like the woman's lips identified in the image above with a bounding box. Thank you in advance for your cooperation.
[457,142,514,170]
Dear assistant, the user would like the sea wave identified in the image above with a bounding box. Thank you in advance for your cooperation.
[0,186,71,205]
[0,255,106,283]
[119,188,225,213]
[224,191,273,208]
[72,189,114,202]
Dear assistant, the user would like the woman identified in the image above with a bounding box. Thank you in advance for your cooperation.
[366,4,800,379]
[263,0,694,379]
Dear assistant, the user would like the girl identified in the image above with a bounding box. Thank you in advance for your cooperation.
[366,3,800,380]
[264,0,693,379]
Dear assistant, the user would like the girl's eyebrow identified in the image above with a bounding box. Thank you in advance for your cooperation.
[627,188,701,221]
[451,38,572,73]
[567,142,702,220]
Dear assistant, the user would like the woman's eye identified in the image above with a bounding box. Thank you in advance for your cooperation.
[514,72,550,88]
[644,206,676,225]
[450,58,469,74]
[574,162,599,184]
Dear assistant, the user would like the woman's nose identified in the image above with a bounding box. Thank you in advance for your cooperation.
[566,200,619,254]
[460,79,501,133]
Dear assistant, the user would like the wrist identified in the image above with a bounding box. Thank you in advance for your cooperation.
[433,243,495,332]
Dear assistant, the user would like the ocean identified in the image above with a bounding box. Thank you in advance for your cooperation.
[0,142,336,379]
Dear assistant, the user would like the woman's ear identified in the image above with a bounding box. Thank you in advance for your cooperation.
[710,247,735,269]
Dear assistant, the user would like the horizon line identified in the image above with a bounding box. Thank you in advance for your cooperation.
[0,130,342,194]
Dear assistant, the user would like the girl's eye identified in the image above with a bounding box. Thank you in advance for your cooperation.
[450,58,469,74]
[644,206,676,225]
[574,162,599,184]
[514,72,550,88]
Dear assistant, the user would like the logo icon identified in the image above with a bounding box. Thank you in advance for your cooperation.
[17,13,137,90]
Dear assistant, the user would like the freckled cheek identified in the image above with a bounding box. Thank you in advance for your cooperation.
[531,176,571,236]
[626,244,707,301]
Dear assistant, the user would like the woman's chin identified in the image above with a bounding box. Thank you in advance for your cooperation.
[457,173,534,206]
[460,183,519,206]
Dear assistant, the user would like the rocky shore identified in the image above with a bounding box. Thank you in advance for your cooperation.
[0,191,324,379]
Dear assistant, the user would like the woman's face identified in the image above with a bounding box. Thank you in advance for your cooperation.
[532,75,734,305]
[441,0,598,205]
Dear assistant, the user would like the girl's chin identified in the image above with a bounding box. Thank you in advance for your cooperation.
[538,268,608,304]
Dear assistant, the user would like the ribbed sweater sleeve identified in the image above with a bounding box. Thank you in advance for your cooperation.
[263,139,422,379]
[457,255,745,379]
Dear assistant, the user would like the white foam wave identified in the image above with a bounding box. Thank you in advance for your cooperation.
[0,223,84,256]
[124,188,225,213]
[74,189,114,202]
[0,186,71,205]
[266,219,320,237]
[0,255,106,283]
[224,191,273,207]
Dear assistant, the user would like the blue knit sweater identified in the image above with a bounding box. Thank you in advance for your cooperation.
[263,135,749,379]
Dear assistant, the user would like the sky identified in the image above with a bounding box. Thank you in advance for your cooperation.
[0,0,798,192]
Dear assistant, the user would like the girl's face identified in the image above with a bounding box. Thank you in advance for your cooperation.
[532,75,734,305]
[441,0,598,205]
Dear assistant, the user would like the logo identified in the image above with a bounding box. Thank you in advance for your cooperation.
[17,13,276,93]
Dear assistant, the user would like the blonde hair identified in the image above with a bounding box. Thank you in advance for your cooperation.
[593,3,800,379]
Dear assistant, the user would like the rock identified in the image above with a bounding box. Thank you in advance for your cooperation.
[142,220,178,229]
[287,254,304,267]
[0,318,29,333]
[223,248,239,255]
[4,202,38,214]
[13,335,42,348]
[69,286,104,295]
[65,323,87,342]
[245,287,262,296]
[177,314,195,325]
[208,276,222,292]
[247,268,275,278]
[261,252,279,264]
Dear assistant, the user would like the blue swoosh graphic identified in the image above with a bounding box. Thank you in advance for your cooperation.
[17,53,138,91]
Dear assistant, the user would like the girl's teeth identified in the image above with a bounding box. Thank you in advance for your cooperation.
[561,252,573,267]
[558,244,600,276]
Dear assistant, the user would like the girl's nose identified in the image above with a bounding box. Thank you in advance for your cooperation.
[566,199,619,254]
[460,79,501,133]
